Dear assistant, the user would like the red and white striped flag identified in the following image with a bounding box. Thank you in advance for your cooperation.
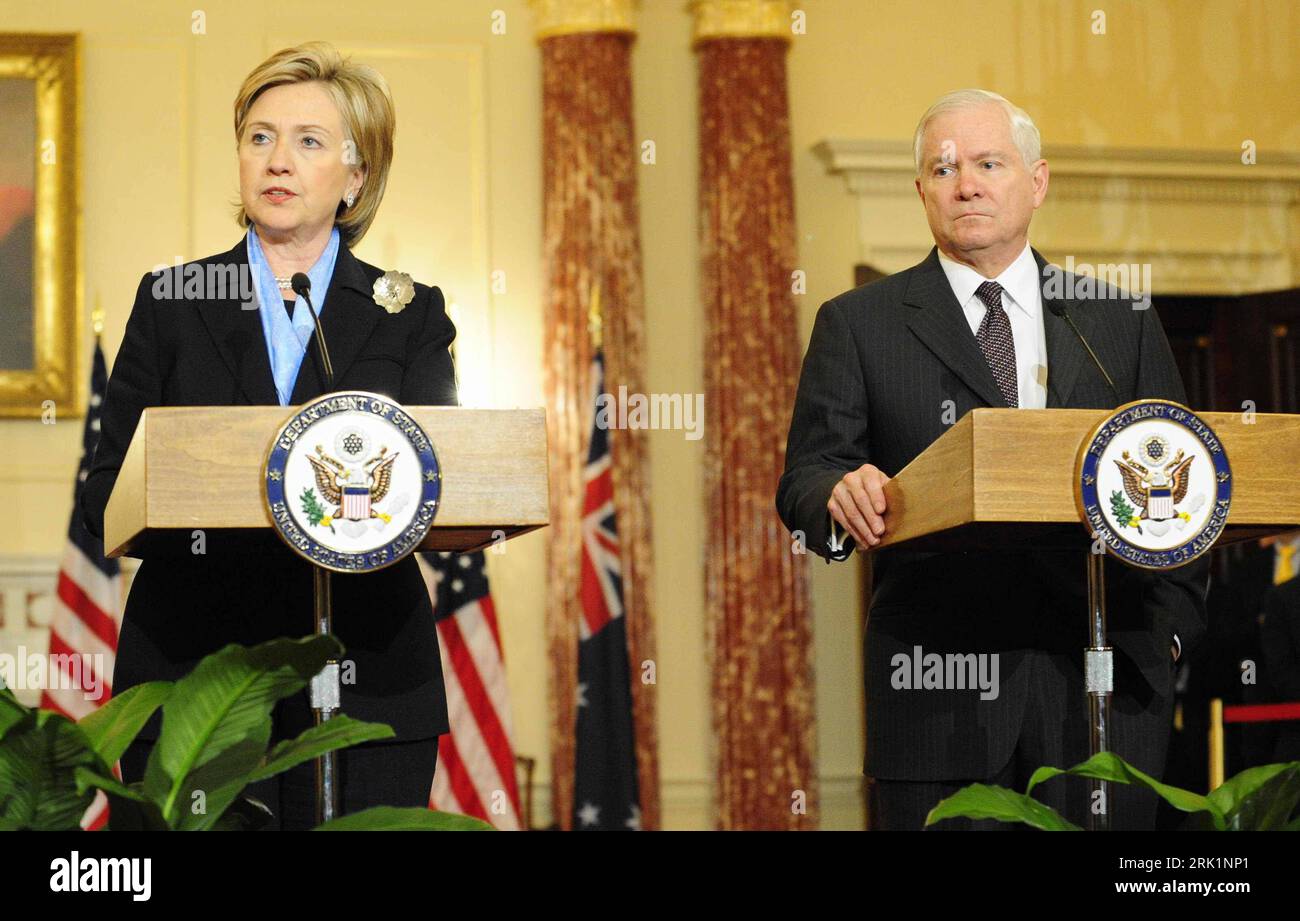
[417,551,523,829]
[41,340,123,830]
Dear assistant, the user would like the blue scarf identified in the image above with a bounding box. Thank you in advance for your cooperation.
[246,225,341,405]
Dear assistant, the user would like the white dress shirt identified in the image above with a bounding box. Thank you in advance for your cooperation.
[937,242,1049,409]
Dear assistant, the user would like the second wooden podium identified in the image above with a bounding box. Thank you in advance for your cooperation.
[871,405,1300,829]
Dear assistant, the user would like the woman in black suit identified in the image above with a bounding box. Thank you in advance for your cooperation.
[80,42,458,829]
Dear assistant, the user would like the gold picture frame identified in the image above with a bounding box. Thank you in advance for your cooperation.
[0,33,80,418]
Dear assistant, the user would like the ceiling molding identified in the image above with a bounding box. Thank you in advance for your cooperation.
[813,138,1300,295]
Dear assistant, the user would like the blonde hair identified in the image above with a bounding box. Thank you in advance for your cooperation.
[913,89,1041,177]
[233,42,394,247]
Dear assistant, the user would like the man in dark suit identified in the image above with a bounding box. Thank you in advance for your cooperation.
[1260,551,1300,763]
[776,89,1208,830]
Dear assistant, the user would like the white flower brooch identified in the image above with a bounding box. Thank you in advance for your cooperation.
[372,270,415,314]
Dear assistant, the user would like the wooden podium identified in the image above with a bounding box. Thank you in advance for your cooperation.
[859,407,1300,830]
[102,402,549,824]
[875,408,1300,551]
[103,405,549,560]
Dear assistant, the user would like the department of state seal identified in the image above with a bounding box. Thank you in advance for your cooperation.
[1075,399,1231,570]
[263,390,441,573]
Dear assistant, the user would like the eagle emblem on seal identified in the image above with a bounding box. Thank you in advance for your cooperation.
[1112,440,1194,527]
[302,437,400,530]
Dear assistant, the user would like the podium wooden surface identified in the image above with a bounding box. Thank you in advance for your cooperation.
[877,408,1300,552]
[104,405,549,559]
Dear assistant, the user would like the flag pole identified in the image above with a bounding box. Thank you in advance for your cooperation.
[587,279,603,351]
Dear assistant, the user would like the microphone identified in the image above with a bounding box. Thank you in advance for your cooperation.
[291,273,335,391]
[1047,300,1119,406]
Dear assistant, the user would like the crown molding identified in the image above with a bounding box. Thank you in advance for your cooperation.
[814,138,1300,294]
[814,138,1300,203]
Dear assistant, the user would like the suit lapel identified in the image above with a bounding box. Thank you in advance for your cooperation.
[194,238,279,405]
[902,246,1104,409]
[288,242,380,404]
[903,248,1007,408]
[1036,248,1097,408]
[195,237,381,406]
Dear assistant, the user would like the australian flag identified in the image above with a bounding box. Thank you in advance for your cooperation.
[573,349,640,830]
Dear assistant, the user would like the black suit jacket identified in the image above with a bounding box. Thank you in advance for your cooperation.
[81,237,458,742]
[777,247,1209,780]
[1261,577,1300,761]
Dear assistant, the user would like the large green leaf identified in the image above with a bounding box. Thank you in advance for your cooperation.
[150,636,341,825]
[169,731,272,831]
[246,715,395,785]
[1210,763,1300,831]
[0,684,27,741]
[78,681,173,766]
[925,783,1081,831]
[0,709,98,830]
[1207,762,1295,817]
[101,785,169,831]
[74,765,149,803]
[314,806,496,831]
[1026,751,1223,829]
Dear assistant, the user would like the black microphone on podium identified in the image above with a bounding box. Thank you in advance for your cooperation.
[1046,300,1120,406]
[291,272,335,391]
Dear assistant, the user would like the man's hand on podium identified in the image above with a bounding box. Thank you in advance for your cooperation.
[828,463,891,548]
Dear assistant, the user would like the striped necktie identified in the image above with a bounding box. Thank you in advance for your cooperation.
[974,280,1019,408]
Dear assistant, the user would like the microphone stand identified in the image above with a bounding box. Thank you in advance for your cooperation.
[292,274,341,826]
[1049,299,1119,830]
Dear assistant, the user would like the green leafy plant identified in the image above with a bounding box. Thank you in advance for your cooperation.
[0,636,491,831]
[926,751,1300,831]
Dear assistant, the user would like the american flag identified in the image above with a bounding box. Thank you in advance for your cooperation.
[573,349,640,830]
[41,340,123,831]
[417,551,523,829]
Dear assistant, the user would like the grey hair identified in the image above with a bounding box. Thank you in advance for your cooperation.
[912,89,1042,176]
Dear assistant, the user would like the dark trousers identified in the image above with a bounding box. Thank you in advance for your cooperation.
[869,649,1172,831]
[121,724,440,830]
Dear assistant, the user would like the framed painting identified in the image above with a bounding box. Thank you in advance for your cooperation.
[0,33,79,417]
